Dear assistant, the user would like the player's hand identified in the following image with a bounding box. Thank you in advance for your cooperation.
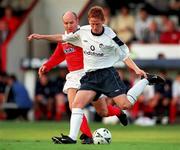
[135,68,147,78]
[38,65,48,78]
[27,33,42,41]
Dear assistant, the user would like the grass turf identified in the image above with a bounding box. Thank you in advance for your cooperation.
[0,121,180,150]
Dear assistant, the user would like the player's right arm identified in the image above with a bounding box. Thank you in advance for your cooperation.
[38,43,65,78]
[38,65,48,78]
[28,33,62,42]
[28,29,81,45]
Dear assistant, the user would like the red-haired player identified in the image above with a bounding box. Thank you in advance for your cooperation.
[35,11,128,144]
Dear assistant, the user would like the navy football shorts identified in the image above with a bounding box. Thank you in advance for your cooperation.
[79,67,127,100]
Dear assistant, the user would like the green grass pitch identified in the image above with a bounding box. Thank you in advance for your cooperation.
[0,121,180,150]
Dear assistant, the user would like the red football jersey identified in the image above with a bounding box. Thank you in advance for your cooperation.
[44,42,84,72]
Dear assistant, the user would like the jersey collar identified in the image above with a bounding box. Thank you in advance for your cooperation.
[91,27,104,36]
[64,25,80,35]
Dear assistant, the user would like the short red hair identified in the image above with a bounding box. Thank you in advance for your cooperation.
[88,6,105,21]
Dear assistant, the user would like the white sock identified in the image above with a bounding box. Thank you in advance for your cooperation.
[69,108,83,141]
[127,79,148,104]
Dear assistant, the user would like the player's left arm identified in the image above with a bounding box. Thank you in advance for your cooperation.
[108,26,146,78]
[111,33,147,78]
[124,57,147,78]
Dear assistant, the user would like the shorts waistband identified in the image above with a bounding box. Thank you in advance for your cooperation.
[86,67,114,75]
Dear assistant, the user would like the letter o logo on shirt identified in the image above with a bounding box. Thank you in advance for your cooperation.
[90,45,95,51]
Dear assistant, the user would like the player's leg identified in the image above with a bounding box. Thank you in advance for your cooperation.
[92,96,128,126]
[68,90,96,141]
[65,70,94,141]
[112,78,150,110]
[52,88,93,144]
[67,88,93,143]
[113,74,165,110]
[67,88,77,110]
[103,68,165,115]
[52,70,93,144]
[93,96,124,117]
[92,96,108,117]
[54,90,96,144]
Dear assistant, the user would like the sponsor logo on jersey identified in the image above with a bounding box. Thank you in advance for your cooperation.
[64,48,75,54]
[84,51,104,57]
[99,43,104,48]
[90,45,95,51]
[114,89,120,92]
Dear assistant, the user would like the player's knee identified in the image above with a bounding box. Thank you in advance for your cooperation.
[72,101,78,108]
[72,101,83,109]
[97,109,108,117]
[121,101,132,110]
[124,101,133,109]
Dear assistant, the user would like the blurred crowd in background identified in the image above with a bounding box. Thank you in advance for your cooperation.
[1,69,180,126]
[0,0,179,45]
[0,0,180,125]
[103,0,180,45]
[0,0,31,44]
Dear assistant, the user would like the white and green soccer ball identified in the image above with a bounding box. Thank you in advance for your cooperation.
[93,128,112,144]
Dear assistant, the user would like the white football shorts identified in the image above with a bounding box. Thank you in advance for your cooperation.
[63,69,85,94]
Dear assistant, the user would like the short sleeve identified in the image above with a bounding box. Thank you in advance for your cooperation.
[62,29,82,47]
[119,44,130,61]
[111,35,130,61]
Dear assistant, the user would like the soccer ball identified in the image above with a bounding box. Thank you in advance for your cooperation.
[93,128,112,144]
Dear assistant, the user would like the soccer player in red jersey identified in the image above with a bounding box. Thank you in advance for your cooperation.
[36,11,128,144]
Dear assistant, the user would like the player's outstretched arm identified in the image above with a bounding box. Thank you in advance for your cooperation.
[27,33,62,42]
[124,57,147,78]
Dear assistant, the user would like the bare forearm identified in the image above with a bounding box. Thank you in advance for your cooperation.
[40,34,62,42]
[28,33,63,42]
[124,57,147,77]
[124,57,140,72]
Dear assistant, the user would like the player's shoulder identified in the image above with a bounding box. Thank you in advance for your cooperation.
[80,25,91,31]
[104,25,116,38]
[72,25,90,34]
[58,41,63,44]
[55,42,64,51]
